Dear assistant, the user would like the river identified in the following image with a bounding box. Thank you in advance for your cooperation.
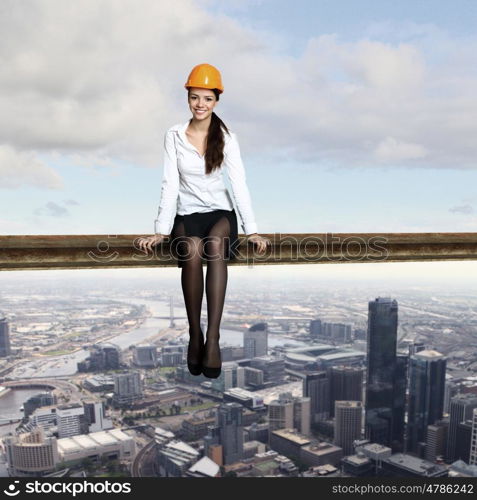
[8,298,304,379]
[0,298,305,433]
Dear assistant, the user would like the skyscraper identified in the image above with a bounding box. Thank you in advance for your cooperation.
[210,362,245,392]
[112,371,142,407]
[243,323,268,359]
[203,425,222,465]
[309,319,322,338]
[268,395,294,433]
[217,403,244,465]
[83,400,113,432]
[365,297,405,451]
[456,419,473,464]
[0,315,12,357]
[447,394,477,462]
[393,354,408,453]
[425,420,448,463]
[56,403,88,438]
[329,365,364,418]
[444,381,459,414]
[334,401,362,456]
[470,408,477,465]
[303,371,329,423]
[268,392,310,436]
[406,350,446,455]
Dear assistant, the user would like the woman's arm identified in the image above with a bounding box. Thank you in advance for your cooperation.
[155,130,180,235]
[224,132,258,236]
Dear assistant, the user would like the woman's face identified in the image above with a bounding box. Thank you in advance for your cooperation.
[187,87,217,122]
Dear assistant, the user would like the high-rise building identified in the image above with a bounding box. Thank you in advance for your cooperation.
[470,408,477,465]
[83,400,113,432]
[303,371,329,423]
[57,403,88,438]
[294,397,311,437]
[309,319,322,338]
[77,343,122,372]
[322,323,352,343]
[132,345,158,367]
[393,353,408,453]
[425,420,448,463]
[249,356,285,387]
[455,419,473,464]
[243,323,268,359]
[365,297,405,451]
[329,366,364,418]
[268,395,293,433]
[406,350,446,455]
[268,392,310,436]
[334,401,362,456]
[203,425,223,465]
[210,362,245,392]
[447,394,477,462]
[29,406,57,432]
[161,345,185,367]
[4,427,59,476]
[112,371,143,407]
[102,344,122,369]
[23,392,57,418]
[218,403,244,465]
[444,381,459,414]
[0,315,12,357]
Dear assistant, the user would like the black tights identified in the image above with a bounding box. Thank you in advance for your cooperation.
[174,216,230,368]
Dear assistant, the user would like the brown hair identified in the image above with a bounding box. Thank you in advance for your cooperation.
[188,88,230,174]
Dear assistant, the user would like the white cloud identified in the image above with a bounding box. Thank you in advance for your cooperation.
[1,0,476,192]
[0,144,63,188]
[374,137,428,162]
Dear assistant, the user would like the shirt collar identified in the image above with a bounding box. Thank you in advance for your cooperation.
[177,120,190,141]
[178,119,206,157]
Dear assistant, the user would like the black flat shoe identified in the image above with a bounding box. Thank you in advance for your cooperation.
[187,329,204,376]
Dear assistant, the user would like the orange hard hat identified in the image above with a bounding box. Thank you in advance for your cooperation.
[184,63,224,93]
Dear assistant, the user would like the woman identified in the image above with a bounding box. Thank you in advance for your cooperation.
[138,63,270,379]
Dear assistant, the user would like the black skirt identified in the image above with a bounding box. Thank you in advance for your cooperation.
[170,208,240,268]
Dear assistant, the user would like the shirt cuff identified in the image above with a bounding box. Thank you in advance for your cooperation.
[243,222,258,236]
[155,221,172,236]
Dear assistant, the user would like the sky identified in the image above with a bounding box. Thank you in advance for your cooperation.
[1,0,476,284]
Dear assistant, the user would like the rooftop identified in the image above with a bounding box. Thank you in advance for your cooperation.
[271,428,311,445]
[188,456,219,477]
[386,453,447,476]
[57,429,132,455]
[414,349,445,360]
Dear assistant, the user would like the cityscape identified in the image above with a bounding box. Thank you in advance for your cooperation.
[0,272,476,478]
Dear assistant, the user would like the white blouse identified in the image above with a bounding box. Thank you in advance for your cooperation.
[155,120,258,236]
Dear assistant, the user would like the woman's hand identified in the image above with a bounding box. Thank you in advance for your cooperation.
[137,234,167,254]
[246,233,271,255]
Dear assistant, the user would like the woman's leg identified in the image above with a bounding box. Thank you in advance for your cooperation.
[203,215,231,369]
[173,221,205,367]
